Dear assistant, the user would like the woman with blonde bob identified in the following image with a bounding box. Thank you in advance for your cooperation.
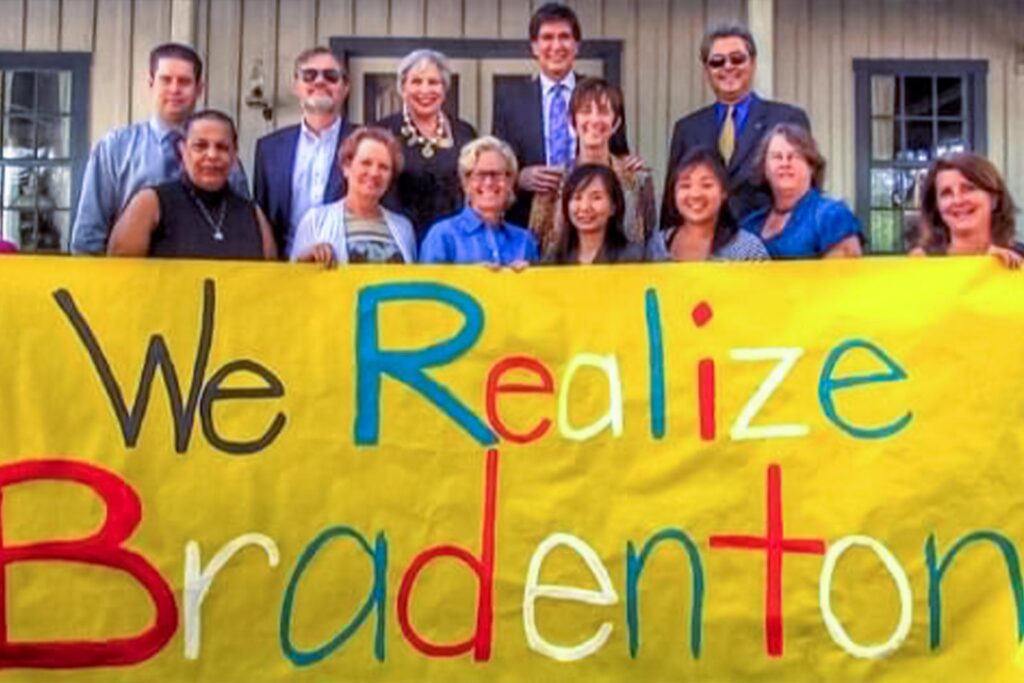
[913,152,1021,269]
[290,127,416,266]
[419,135,538,266]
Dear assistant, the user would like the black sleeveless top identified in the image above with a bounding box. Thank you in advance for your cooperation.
[150,180,263,260]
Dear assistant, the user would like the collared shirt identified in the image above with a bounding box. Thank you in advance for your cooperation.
[419,205,539,265]
[539,71,577,165]
[288,116,343,254]
[71,116,250,255]
[714,93,754,137]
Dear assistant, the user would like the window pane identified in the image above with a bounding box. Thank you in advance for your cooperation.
[38,166,71,209]
[905,167,928,210]
[870,210,900,253]
[35,208,67,251]
[871,76,897,116]
[4,209,35,248]
[871,169,896,208]
[905,121,934,161]
[871,118,898,161]
[904,76,934,117]
[2,165,32,209]
[937,77,963,117]
[3,71,36,115]
[35,71,70,114]
[937,121,966,157]
[3,116,34,158]
[36,116,70,158]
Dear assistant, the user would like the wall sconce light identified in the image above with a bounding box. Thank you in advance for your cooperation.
[244,58,274,122]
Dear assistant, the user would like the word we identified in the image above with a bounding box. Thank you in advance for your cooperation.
[54,280,286,455]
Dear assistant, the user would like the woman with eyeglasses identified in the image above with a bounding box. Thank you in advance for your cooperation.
[663,148,769,261]
[419,136,538,266]
[911,152,1022,269]
[739,123,862,258]
[546,164,661,264]
[289,127,416,266]
[108,110,276,260]
[374,49,477,243]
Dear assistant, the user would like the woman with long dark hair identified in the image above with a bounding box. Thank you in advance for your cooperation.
[662,148,768,261]
[546,164,661,264]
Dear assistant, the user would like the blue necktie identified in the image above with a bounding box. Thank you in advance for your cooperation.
[548,84,572,166]
[163,129,183,179]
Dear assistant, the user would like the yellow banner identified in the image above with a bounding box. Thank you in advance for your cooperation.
[0,255,1023,681]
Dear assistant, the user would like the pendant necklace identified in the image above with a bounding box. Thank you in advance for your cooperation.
[400,106,452,159]
[185,183,227,241]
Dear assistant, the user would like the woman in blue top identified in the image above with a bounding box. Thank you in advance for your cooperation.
[419,135,538,266]
[740,123,862,259]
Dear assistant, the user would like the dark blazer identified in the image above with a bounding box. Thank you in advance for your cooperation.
[660,94,810,228]
[253,119,354,256]
[493,75,630,226]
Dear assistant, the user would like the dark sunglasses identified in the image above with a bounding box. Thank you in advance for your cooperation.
[706,51,749,69]
[298,68,343,84]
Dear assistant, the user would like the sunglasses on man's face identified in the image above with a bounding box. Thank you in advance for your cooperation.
[298,68,343,84]
[706,52,750,70]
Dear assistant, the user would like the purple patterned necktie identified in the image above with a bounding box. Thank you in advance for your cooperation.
[548,83,572,166]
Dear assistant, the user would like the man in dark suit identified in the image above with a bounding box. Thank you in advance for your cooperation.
[660,24,810,228]
[254,46,354,258]
[493,2,630,226]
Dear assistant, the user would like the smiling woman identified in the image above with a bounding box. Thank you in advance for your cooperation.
[528,78,661,260]
[107,110,276,260]
[375,49,477,241]
[419,135,539,266]
[913,152,1022,269]
[739,124,863,259]
[289,127,417,267]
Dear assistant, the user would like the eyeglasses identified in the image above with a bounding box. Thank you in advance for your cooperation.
[706,51,749,70]
[298,68,343,84]
[469,170,509,184]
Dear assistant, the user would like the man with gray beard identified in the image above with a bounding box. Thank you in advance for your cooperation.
[253,46,354,257]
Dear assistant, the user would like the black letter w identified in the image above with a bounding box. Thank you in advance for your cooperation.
[53,279,215,453]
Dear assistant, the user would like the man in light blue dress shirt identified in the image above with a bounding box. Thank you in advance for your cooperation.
[253,46,353,258]
[71,43,249,255]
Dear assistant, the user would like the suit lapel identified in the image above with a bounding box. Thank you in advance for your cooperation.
[279,126,300,220]
[325,118,351,202]
[526,78,546,165]
[729,95,766,174]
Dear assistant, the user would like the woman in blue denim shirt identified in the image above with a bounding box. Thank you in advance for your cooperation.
[740,123,863,259]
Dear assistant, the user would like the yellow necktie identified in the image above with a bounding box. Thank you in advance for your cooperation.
[719,105,735,162]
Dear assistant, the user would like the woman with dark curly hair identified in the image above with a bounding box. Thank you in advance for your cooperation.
[912,152,1021,269]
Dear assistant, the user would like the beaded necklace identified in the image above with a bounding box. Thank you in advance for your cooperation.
[399,106,453,159]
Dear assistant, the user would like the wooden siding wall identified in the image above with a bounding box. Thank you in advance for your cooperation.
[774,0,1024,211]
[2,0,1020,214]
[0,0,743,189]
